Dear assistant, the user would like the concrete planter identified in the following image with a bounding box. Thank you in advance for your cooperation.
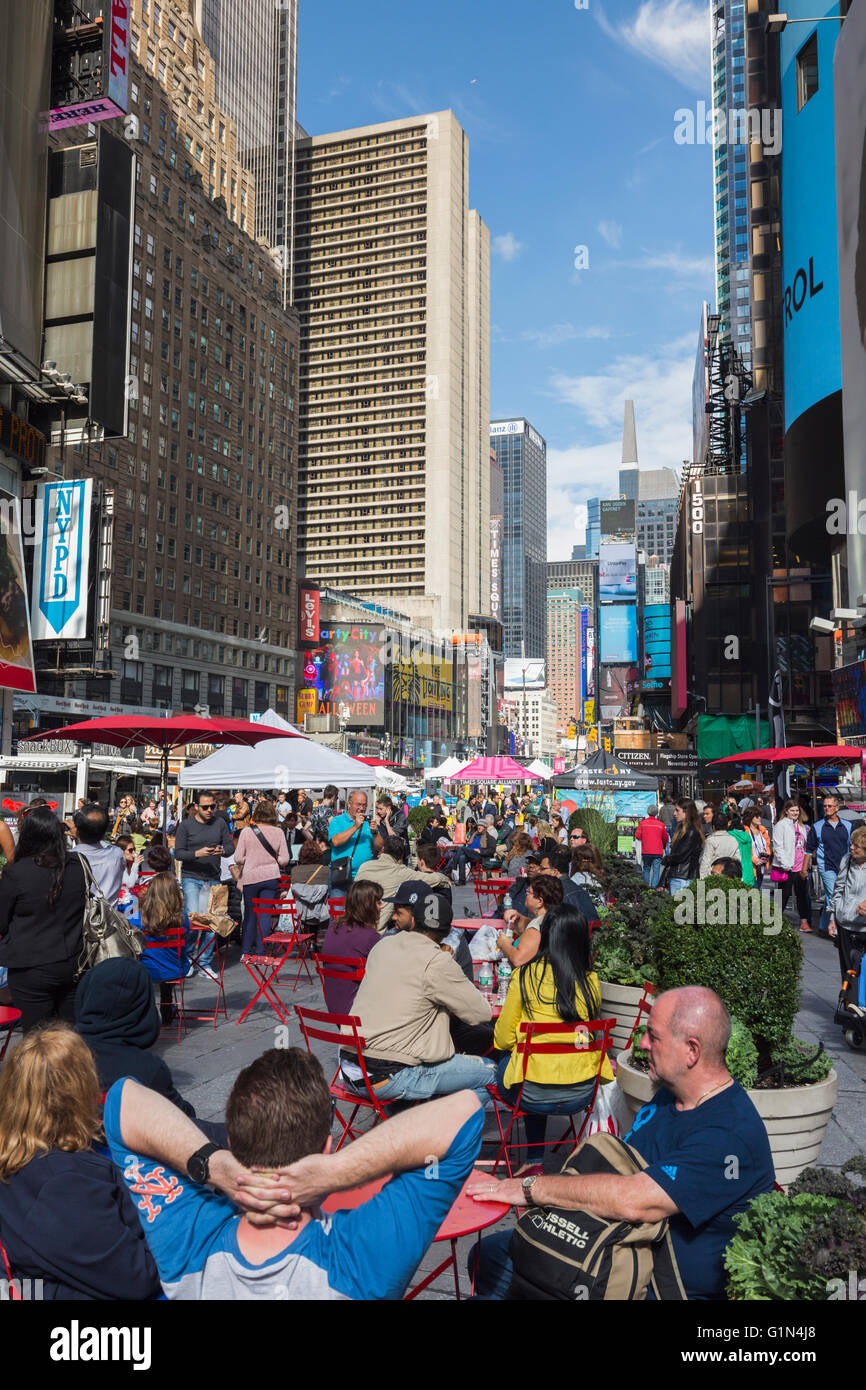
[615,1050,838,1188]
[598,980,646,1054]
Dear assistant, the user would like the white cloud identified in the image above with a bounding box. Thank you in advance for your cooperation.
[597,220,623,250]
[493,232,523,262]
[545,337,692,559]
[612,248,715,281]
[597,0,711,94]
[495,322,612,349]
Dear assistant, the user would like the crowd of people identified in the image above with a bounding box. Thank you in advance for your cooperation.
[0,776,854,1302]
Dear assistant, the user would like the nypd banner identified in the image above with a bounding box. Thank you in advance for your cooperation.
[30,479,93,641]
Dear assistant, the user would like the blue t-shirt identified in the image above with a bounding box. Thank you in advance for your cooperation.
[328,813,376,878]
[103,1079,483,1300]
[624,1082,774,1300]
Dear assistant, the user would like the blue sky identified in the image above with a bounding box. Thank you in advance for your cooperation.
[298,0,716,559]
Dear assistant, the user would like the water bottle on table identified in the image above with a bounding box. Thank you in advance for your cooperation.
[478,959,494,998]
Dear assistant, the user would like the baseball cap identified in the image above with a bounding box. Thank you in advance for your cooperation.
[384,879,454,932]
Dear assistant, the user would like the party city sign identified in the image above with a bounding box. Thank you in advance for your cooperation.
[30,479,94,641]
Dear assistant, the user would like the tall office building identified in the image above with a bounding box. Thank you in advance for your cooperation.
[547,557,596,612]
[712,0,752,368]
[32,0,301,723]
[547,587,584,732]
[636,468,680,565]
[491,418,547,658]
[585,497,601,559]
[193,0,298,289]
[293,113,490,632]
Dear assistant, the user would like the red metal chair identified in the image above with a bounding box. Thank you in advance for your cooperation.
[0,1006,22,1067]
[488,1017,616,1176]
[473,877,512,916]
[0,1233,21,1301]
[312,953,367,1008]
[328,896,347,923]
[295,1004,393,1150]
[625,981,658,1050]
[181,927,229,1028]
[236,899,314,1025]
[145,928,189,1042]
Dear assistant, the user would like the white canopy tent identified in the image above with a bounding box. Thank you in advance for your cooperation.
[526,759,554,780]
[177,710,375,791]
[424,756,466,781]
[375,767,412,793]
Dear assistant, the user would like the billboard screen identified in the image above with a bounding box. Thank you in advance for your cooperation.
[579,607,589,707]
[45,0,130,130]
[600,498,636,535]
[392,656,453,713]
[643,602,672,687]
[600,604,638,664]
[599,542,637,600]
[586,626,596,696]
[833,660,866,739]
[30,479,93,641]
[835,0,866,609]
[599,665,637,720]
[0,490,37,693]
[303,625,385,728]
[671,599,688,718]
[504,658,546,690]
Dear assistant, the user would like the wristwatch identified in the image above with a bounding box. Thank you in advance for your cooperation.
[186,1142,222,1185]
[521,1174,540,1207]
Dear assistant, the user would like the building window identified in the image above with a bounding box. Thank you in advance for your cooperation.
[796,32,819,111]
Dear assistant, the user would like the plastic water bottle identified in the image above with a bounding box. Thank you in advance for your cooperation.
[503,892,513,915]
[497,959,513,1002]
[478,960,493,996]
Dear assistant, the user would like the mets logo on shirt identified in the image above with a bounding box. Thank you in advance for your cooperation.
[124,1156,184,1223]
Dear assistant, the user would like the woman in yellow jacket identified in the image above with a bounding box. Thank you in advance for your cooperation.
[494,903,614,1169]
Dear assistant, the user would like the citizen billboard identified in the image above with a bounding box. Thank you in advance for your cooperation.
[613,748,700,775]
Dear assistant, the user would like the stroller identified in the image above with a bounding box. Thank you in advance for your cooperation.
[834,935,866,1050]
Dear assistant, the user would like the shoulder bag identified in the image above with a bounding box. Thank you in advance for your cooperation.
[75,854,146,982]
[330,823,362,889]
[252,826,284,867]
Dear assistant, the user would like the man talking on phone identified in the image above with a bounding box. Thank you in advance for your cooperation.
[173,788,236,954]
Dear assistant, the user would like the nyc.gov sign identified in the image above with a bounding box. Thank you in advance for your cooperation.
[30,479,93,640]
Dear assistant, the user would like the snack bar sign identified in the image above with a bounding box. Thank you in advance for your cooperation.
[30,479,93,641]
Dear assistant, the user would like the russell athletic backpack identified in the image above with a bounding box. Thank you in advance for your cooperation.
[508,1132,688,1301]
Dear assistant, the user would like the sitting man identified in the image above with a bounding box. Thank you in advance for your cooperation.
[414,843,453,901]
[354,834,417,930]
[467,986,774,1301]
[347,881,496,1106]
[417,812,450,849]
[102,1051,483,1299]
[507,848,597,933]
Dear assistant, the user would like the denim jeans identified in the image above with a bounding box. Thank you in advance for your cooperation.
[642,856,662,888]
[446,848,483,885]
[468,1229,514,1300]
[181,876,217,968]
[819,868,837,935]
[495,1054,596,1149]
[667,876,691,894]
[241,877,280,955]
[368,1053,496,1109]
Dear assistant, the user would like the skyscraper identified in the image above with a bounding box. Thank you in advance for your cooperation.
[547,587,584,733]
[712,0,752,368]
[193,0,298,295]
[293,112,490,632]
[491,418,547,659]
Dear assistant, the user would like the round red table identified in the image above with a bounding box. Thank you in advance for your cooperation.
[323,1168,509,1299]
[452,917,506,934]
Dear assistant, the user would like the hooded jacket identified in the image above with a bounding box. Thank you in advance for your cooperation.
[74,958,195,1115]
[830,854,866,931]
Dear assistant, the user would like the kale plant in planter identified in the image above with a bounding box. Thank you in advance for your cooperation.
[589,852,669,988]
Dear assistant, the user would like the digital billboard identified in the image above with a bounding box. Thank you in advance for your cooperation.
[600,498,636,535]
[835,0,866,610]
[600,604,638,664]
[579,607,589,707]
[643,602,672,688]
[599,665,637,720]
[0,490,37,693]
[599,542,637,600]
[504,658,546,690]
[392,656,453,713]
[833,660,866,739]
[585,626,596,696]
[303,625,385,728]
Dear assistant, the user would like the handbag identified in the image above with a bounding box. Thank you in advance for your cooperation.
[75,854,146,982]
[330,823,362,888]
[252,826,284,867]
[770,866,789,883]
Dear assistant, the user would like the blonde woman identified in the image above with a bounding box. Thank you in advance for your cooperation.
[0,1024,160,1300]
[128,870,193,982]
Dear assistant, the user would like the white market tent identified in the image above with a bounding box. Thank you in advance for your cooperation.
[177,710,375,791]
[424,756,466,781]
[375,767,412,793]
[526,759,554,780]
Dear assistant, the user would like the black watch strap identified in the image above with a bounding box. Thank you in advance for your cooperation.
[186,1141,221,1184]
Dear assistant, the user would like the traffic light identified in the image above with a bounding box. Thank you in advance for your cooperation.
[567,723,576,740]
[603,736,612,752]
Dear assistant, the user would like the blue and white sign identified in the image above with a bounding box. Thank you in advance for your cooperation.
[30,479,93,640]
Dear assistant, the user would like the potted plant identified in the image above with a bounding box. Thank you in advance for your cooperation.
[614,875,837,1186]
[591,852,665,1051]
[725,1158,866,1300]
[568,808,617,856]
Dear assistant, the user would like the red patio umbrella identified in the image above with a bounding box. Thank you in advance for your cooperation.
[706,745,862,819]
[22,715,302,832]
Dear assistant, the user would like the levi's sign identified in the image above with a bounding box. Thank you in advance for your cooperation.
[30,480,94,641]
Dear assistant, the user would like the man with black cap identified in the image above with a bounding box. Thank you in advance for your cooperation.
[346,881,495,1107]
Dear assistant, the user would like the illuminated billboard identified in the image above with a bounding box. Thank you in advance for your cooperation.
[643,603,672,689]
[600,604,638,664]
[504,658,546,690]
[600,498,636,535]
[599,542,637,600]
[303,625,385,728]
[392,656,453,713]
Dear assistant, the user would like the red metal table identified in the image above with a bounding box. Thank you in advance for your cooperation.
[323,1168,510,1299]
[451,918,507,934]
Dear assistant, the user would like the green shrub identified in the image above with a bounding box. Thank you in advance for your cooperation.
[652,876,802,1055]
[763,1036,833,1088]
[568,808,617,855]
[630,1016,758,1090]
[589,850,669,987]
[408,806,436,838]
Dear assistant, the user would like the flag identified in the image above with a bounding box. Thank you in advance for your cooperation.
[767,668,788,805]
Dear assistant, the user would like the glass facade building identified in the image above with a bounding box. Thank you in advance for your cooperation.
[491,419,547,659]
[712,0,752,368]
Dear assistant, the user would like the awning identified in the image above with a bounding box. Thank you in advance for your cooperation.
[0,753,149,777]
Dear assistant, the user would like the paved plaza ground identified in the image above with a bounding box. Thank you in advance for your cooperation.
[152,882,866,1299]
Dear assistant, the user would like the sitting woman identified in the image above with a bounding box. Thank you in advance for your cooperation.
[504,832,534,878]
[550,812,569,846]
[446,818,484,886]
[569,844,606,913]
[128,871,192,984]
[318,879,383,1015]
[290,839,331,944]
[494,902,614,1170]
[497,873,564,969]
[0,1024,161,1300]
